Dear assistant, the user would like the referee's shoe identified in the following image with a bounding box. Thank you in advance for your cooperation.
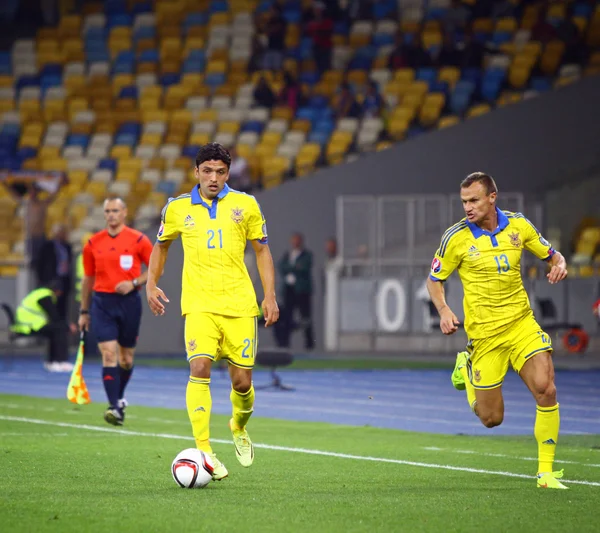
[104,407,124,426]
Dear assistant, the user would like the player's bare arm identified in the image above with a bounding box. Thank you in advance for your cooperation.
[251,240,279,327]
[78,274,94,331]
[546,251,568,285]
[426,277,460,335]
[146,240,171,316]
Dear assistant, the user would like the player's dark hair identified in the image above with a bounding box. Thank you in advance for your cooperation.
[195,143,231,169]
[460,172,498,196]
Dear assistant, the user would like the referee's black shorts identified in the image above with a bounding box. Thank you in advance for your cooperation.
[91,291,142,348]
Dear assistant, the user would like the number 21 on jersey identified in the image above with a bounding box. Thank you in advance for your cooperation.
[207,229,223,249]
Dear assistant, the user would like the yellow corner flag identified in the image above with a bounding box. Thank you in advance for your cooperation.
[67,332,91,405]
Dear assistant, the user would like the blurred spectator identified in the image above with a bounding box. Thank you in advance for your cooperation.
[253,76,276,108]
[437,32,462,67]
[262,3,286,71]
[228,146,252,193]
[404,33,433,69]
[531,6,558,44]
[558,12,588,64]
[306,1,334,73]
[36,223,73,322]
[276,232,314,350]
[459,32,487,69]
[7,179,61,272]
[324,237,342,271]
[278,71,305,114]
[334,82,361,119]
[388,32,408,70]
[361,81,384,119]
[443,0,471,36]
[247,34,265,73]
[491,0,516,19]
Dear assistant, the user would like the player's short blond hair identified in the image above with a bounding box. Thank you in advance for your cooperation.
[460,172,498,196]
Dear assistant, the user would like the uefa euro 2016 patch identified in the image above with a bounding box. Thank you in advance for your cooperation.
[431,257,442,274]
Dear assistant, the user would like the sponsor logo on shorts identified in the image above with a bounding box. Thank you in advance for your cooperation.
[431,257,442,274]
[187,339,197,352]
[474,369,481,383]
[509,231,521,247]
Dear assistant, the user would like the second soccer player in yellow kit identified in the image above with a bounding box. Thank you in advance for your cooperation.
[427,172,569,489]
[146,143,279,480]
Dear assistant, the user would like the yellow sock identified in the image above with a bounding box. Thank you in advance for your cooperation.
[230,384,255,431]
[186,377,212,453]
[459,366,477,412]
[535,403,560,474]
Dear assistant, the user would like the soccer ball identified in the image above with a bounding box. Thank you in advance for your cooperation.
[171,448,214,488]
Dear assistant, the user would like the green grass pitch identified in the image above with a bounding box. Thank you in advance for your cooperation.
[1,394,599,532]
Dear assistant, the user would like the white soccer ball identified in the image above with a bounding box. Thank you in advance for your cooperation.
[171,448,214,488]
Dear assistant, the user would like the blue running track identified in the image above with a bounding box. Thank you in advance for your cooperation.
[1,360,599,436]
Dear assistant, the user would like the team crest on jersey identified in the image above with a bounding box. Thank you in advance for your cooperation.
[187,339,197,352]
[184,214,195,228]
[474,369,481,383]
[508,232,521,248]
[431,257,442,274]
[467,245,480,259]
[231,207,244,224]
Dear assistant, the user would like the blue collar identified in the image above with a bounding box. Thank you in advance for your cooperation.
[466,207,509,239]
[191,183,230,206]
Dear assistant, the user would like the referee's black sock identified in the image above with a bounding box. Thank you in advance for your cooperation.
[118,365,133,400]
[102,366,121,409]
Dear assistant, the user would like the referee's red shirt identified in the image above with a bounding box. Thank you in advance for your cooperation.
[83,227,153,293]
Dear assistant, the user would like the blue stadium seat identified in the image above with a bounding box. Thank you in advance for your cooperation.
[308,95,329,109]
[313,118,334,134]
[107,14,133,29]
[240,121,264,134]
[16,147,37,160]
[160,73,181,87]
[530,76,552,92]
[204,73,225,88]
[209,1,229,14]
[307,131,330,146]
[65,134,90,148]
[99,158,118,173]
[104,0,128,15]
[132,1,152,15]
[138,49,159,63]
[133,26,155,41]
[416,67,437,88]
[184,13,209,30]
[157,181,178,196]
[182,145,201,159]
[119,85,138,99]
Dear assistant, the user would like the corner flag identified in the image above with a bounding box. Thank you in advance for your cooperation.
[67,332,91,405]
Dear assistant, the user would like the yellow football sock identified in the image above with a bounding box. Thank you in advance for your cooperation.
[230,384,255,430]
[535,403,560,474]
[186,377,212,453]
[459,366,477,413]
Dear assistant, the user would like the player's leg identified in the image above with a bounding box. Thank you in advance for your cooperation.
[91,294,123,425]
[455,336,508,427]
[512,319,566,488]
[115,292,142,419]
[185,313,228,479]
[222,316,257,467]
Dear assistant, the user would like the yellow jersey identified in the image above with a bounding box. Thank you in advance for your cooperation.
[157,184,267,317]
[429,208,555,340]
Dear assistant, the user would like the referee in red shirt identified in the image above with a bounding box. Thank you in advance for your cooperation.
[79,196,153,426]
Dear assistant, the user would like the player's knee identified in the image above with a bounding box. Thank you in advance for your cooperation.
[480,412,503,428]
[189,357,211,379]
[100,347,118,365]
[535,381,557,406]
[231,378,252,394]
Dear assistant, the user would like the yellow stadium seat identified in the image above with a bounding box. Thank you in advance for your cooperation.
[326,141,349,166]
[86,181,107,202]
[540,40,565,75]
[170,109,193,126]
[547,3,566,20]
[196,109,218,122]
[41,158,67,172]
[508,66,531,89]
[139,132,163,146]
[181,74,203,90]
[271,107,294,122]
[438,67,460,88]
[495,17,517,33]
[422,31,442,49]
[68,170,89,186]
[387,117,410,140]
[290,119,311,133]
[466,103,491,119]
[472,18,493,33]
[110,146,133,159]
[393,68,415,84]
[38,146,61,159]
[142,109,169,123]
[497,92,522,107]
[437,116,460,129]
[206,60,227,75]
[390,105,416,123]
[59,14,82,38]
[218,121,241,135]
[521,41,542,59]
[261,131,283,147]
[189,133,212,145]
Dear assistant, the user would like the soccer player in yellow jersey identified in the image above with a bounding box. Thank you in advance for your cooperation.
[427,172,569,489]
[145,143,279,480]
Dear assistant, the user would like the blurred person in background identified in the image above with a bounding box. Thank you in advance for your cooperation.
[261,2,286,71]
[361,81,384,119]
[253,75,276,108]
[74,231,98,357]
[11,281,73,372]
[36,223,72,322]
[228,146,253,193]
[276,232,314,350]
[334,82,361,119]
[278,71,305,114]
[306,1,334,73]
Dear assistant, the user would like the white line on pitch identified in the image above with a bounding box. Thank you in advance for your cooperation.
[1,415,600,488]
[421,447,600,467]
